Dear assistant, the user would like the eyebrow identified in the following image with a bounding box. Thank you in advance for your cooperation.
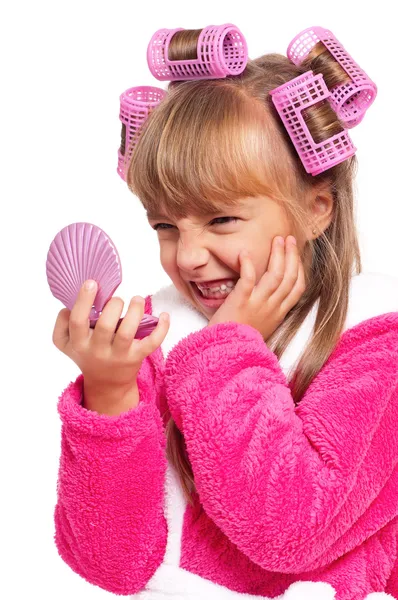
[146,200,252,221]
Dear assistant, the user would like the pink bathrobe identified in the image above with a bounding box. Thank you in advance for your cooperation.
[54,272,398,600]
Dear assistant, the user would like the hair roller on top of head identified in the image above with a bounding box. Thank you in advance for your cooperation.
[147,24,248,81]
[117,85,167,181]
[287,26,377,128]
[270,71,356,176]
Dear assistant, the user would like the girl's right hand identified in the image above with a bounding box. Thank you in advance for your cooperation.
[52,280,170,395]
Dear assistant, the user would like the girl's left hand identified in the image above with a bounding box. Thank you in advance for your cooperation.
[208,235,306,340]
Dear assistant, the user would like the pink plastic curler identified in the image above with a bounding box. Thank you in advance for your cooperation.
[270,71,356,176]
[118,85,167,181]
[46,222,159,338]
[287,26,377,128]
[147,23,248,81]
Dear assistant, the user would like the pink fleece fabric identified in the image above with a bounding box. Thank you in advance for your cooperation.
[54,293,398,598]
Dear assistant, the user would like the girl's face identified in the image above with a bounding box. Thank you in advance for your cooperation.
[147,195,301,320]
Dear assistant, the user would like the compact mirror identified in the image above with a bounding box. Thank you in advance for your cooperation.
[46,222,159,338]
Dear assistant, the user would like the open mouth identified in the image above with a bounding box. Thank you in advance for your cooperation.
[190,280,236,294]
[189,280,237,306]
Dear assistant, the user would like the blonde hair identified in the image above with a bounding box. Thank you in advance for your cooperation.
[127,29,361,505]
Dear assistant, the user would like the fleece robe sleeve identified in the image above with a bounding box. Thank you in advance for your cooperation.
[164,312,398,574]
[54,353,167,595]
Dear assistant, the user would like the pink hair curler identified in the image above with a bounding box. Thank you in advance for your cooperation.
[147,23,248,81]
[46,222,159,338]
[270,71,356,176]
[287,26,377,128]
[118,85,167,181]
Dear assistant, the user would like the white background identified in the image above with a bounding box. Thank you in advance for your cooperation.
[1,0,397,598]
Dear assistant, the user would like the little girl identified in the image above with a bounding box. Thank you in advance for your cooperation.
[52,24,398,600]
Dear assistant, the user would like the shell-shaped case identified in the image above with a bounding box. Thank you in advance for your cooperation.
[46,222,159,338]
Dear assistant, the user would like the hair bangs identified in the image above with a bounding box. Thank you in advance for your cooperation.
[127,80,289,221]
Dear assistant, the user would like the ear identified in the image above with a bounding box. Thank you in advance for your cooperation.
[306,186,334,240]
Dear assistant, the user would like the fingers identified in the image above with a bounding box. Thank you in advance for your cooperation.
[282,255,306,309]
[91,295,125,348]
[235,249,257,299]
[112,296,146,353]
[270,236,299,301]
[272,236,306,309]
[134,313,170,360]
[268,236,287,290]
[255,236,304,305]
[254,236,286,299]
[112,296,171,360]
[69,280,98,350]
[236,237,286,303]
[52,308,72,351]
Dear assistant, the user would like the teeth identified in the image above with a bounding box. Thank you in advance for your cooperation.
[195,280,236,299]
[197,280,236,293]
[201,287,234,299]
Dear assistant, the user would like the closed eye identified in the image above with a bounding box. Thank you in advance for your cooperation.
[152,217,239,231]
[211,217,239,226]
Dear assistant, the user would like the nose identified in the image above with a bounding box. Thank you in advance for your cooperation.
[176,235,210,272]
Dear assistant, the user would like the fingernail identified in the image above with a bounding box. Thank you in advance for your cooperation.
[276,236,284,246]
[84,280,96,291]
[289,236,297,245]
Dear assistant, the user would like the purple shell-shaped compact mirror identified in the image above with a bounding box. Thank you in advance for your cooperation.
[46,222,159,339]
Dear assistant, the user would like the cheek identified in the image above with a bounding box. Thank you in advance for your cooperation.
[159,246,178,277]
